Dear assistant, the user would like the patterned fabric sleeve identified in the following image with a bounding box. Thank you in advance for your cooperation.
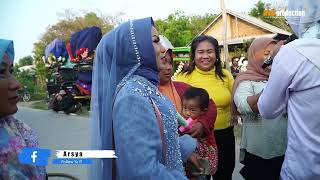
[0,116,46,180]
[13,118,40,148]
[234,81,255,114]
[113,89,188,179]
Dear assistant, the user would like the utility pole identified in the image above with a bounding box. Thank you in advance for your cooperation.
[221,0,231,71]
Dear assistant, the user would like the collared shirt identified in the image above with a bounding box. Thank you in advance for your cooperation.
[258,39,320,180]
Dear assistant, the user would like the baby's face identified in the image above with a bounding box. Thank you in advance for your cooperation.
[181,99,204,119]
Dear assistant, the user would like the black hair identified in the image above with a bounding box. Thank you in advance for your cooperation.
[231,57,238,63]
[183,35,225,81]
[183,87,209,110]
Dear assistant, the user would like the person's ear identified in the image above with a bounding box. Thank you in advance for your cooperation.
[270,41,284,59]
[3,52,9,61]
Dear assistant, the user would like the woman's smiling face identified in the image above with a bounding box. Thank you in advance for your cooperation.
[194,40,216,71]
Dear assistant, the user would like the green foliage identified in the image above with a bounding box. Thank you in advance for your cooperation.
[39,10,115,45]
[32,101,48,110]
[14,69,34,90]
[13,66,46,101]
[13,55,47,101]
[229,38,254,58]
[249,0,292,33]
[242,38,255,53]
[261,16,292,32]
[32,10,119,89]
[18,56,34,67]
[12,65,20,78]
[249,0,266,18]
[30,86,47,101]
[155,11,216,47]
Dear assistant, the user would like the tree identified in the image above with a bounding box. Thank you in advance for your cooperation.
[33,10,120,87]
[249,0,266,18]
[155,11,192,47]
[18,56,34,67]
[229,38,254,58]
[250,0,292,32]
[38,10,116,47]
[155,11,216,47]
[189,13,216,34]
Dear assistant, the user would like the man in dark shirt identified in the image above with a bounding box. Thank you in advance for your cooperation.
[230,57,240,79]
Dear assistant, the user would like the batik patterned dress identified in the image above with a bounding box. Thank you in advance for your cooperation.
[112,75,196,179]
[0,116,46,180]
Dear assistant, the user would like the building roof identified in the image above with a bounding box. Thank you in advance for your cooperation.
[18,65,36,75]
[217,34,276,46]
[189,9,291,46]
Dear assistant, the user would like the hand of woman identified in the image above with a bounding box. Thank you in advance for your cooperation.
[186,152,204,177]
[246,91,263,113]
[186,122,204,139]
[230,115,241,126]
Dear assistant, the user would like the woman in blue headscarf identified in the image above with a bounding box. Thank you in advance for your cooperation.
[0,39,46,179]
[90,17,198,179]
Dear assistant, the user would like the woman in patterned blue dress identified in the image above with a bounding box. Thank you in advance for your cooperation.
[89,17,199,180]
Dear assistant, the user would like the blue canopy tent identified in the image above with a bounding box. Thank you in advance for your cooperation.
[70,26,102,57]
[45,38,68,60]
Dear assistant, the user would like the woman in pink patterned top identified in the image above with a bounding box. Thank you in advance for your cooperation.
[0,39,46,179]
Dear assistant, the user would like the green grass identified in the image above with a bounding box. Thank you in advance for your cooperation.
[77,105,90,117]
[32,100,48,110]
[29,100,90,117]
[31,92,47,101]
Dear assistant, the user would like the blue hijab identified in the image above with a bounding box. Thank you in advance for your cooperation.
[90,17,158,180]
[0,39,14,64]
[44,38,68,59]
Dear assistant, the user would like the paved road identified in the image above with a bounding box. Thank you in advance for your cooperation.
[16,106,89,179]
[15,106,243,180]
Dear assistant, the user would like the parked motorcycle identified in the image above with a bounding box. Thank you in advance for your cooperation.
[19,86,31,102]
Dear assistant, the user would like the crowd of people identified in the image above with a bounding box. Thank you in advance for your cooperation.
[230,56,248,79]
[1,0,319,179]
[89,0,320,179]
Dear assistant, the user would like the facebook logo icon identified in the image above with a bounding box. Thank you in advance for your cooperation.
[31,151,38,163]
[18,148,51,166]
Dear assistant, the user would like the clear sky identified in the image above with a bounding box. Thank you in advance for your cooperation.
[0,0,273,60]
